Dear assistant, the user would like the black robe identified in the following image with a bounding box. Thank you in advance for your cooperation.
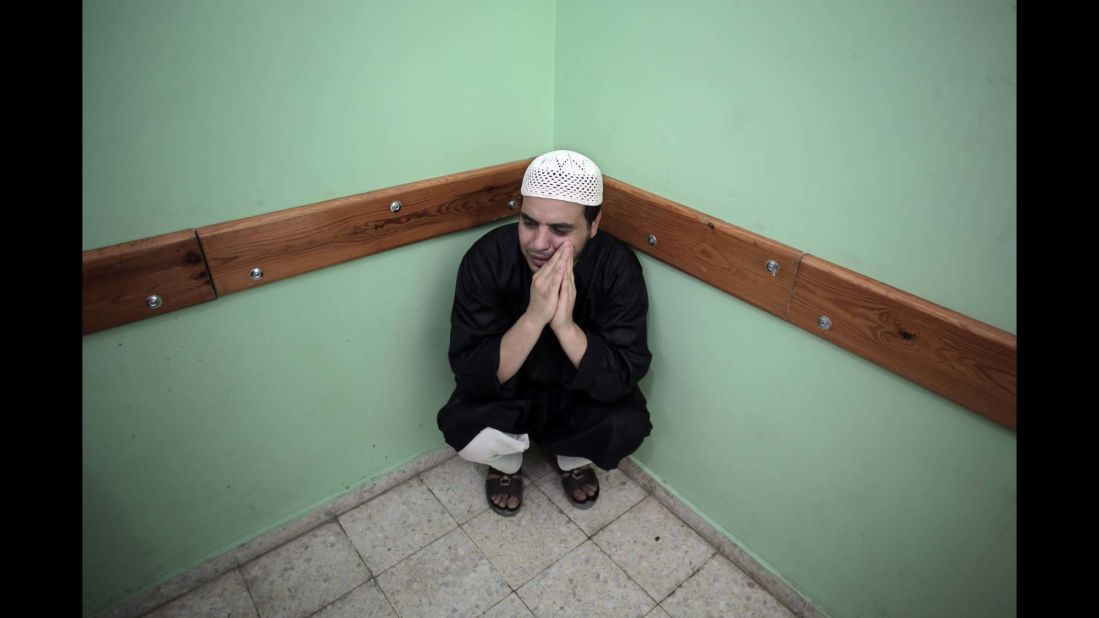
[437,223,653,470]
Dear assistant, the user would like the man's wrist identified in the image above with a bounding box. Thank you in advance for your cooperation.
[520,311,549,331]
[551,319,578,337]
[552,320,587,368]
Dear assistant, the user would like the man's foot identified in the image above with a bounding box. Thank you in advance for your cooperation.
[555,461,599,509]
[486,467,523,517]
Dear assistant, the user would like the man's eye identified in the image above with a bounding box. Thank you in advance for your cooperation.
[523,221,538,228]
[552,228,570,236]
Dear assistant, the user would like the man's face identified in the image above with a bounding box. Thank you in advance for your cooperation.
[518,196,602,273]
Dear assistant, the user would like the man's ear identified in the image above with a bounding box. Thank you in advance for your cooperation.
[589,209,603,238]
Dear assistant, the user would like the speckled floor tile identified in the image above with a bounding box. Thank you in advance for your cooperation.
[480,592,534,618]
[102,450,819,618]
[661,554,797,618]
[143,568,257,618]
[593,496,715,602]
[535,466,648,535]
[463,481,587,588]
[311,579,396,618]
[337,477,457,574]
[240,522,369,618]
[376,527,510,617]
[516,540,655,618]
[421,455,490,524]
[619,458,811,615]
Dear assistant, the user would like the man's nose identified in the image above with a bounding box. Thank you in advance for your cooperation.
[532,227,553,251]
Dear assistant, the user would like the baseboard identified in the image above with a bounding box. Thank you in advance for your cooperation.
[98,444,829,618]
[617,456,831,618]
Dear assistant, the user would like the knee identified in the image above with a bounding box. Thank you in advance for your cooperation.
[603,406,652,449]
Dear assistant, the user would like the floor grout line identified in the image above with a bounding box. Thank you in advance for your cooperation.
[238,567,264,618]
[104,449,816,618]
[586,538,663,612]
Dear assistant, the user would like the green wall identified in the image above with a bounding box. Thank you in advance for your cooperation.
[82,1,554,614]
[556,1,1015,617]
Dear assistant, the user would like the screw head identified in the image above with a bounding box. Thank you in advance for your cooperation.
[647,234,657,247]
[766,260,779,275]
[249,267,264,280]
[507,199,518,210]
[390,200,402,212]
[818,316,833,330]
[146,294,163,309]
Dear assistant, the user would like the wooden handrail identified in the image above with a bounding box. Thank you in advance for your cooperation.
[600,175,1015,430]
[599,177,804,319]
[82,230,216,335]
[82,158,1016,430]
[82,159,531,333]
[788,255,1016,429]
[198,159,530,296]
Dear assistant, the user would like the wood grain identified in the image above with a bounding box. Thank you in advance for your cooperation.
[601,176,804,318]
[81,159,1018,433]
[197,159,531,295]
[788,255,1016,430]
[83,230,217,335]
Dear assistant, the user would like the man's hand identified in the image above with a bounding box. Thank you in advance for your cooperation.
[550,242,576,332]
[526,245,568,326]
[550,242,588,368]
[498,244,571,384]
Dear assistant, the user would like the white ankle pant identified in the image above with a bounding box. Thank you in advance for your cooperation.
[457,427,592,474]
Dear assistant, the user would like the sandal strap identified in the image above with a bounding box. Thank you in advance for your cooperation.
[560,466,595,480]
[487,471,523,494]
[559,466,598,487]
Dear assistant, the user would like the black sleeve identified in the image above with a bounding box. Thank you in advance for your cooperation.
[447,249,518,400]
[565,261,651,402]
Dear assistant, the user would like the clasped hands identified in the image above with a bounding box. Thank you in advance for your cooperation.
[526,241,578,333]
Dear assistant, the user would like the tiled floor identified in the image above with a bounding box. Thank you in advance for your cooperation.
[140,449,797,618]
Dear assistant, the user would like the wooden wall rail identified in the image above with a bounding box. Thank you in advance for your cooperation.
[82,158,1016,431]
[600,178,804,319]
[82,159,530,334]
[82,230,217,335]
[787,257,1016,430]
[198,159,530,296]
[600,175,1016,431]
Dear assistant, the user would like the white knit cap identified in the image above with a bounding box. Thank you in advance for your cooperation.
[521,150,603,206]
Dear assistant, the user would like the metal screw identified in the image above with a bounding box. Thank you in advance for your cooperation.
[249,267,264,280]
[647,234,657,247]
[766,260,779,276]
[390,200,402,213]
[507,199,518,210]
[818,316,833,330]
[146,295,163,309]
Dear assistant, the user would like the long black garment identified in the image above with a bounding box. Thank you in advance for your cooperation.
[437,223,653,470]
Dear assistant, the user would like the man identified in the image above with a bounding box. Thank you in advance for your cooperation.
[437,149,653,516]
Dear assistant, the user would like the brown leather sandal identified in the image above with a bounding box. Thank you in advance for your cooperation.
[486,467,523,517]
[554,461,599,509]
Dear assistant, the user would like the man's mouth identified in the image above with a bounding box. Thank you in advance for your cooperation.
[531,254,551,268]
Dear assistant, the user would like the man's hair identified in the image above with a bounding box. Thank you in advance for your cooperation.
[584,205,602,225]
